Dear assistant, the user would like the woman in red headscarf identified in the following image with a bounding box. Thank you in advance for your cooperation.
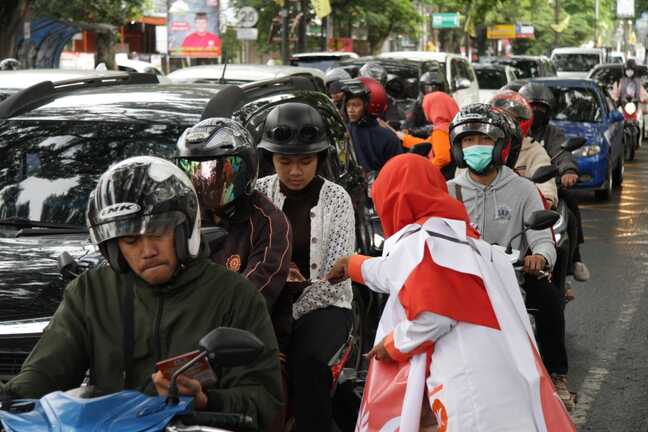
[327,154,575,432]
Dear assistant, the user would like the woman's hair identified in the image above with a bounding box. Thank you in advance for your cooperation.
[260,149,328,177]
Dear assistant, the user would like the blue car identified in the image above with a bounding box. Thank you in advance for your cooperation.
[531,77,625,200]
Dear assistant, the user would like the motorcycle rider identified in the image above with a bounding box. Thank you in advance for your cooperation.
[324,67,352,112]
[175,118,293,350]
[402,68,450,138]
[255,102,355,432]
[358,61,404,124]
[343,78,403,172]
[491,90,558,208]
[520,82,590,284]
[446,104,576,411]
[611,58,648,106]
[0,156,283,430]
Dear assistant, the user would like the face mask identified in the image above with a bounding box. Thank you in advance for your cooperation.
[463,145,494,173]
[626,69,635,78]
[532,109,549,134]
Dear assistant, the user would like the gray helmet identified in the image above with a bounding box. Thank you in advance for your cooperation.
[86,156,201,273]
[0,58,19,71]
[257,102,329,155]
[325,67,352,86]
[176,117,258,213]
[359,62,388,86]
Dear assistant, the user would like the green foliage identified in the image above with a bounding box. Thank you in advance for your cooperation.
[31,0,146,25]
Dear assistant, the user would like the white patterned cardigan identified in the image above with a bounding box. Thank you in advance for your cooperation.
[256,175,355,320]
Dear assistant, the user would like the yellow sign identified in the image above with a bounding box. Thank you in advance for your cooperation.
[311,0,331,18]
[487,24,516,40]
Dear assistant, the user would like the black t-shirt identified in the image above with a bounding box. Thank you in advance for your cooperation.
[280,176,324,280]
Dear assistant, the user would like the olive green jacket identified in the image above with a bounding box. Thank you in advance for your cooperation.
[2,257,282,430]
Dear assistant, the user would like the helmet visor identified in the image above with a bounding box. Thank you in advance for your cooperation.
[452,122,506,145]
[89,211,186,245]
[177,155,247,211]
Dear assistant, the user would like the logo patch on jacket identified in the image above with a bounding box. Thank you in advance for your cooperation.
[226,254,242,272]
[495,205,512,221]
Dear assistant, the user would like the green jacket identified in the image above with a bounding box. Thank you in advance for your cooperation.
[2,256,282,430]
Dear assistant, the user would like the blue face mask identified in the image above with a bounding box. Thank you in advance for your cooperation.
[463,145,494,173]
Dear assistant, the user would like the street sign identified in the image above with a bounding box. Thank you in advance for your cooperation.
[237,7,259,28]
[487,24,517,39]
[432,13,460,29]
[617,0,635,18]
[516,24,535,39]
[236,27,258,40]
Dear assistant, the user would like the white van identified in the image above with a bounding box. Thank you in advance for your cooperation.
[378,51,480,107]
[550,47,606,78]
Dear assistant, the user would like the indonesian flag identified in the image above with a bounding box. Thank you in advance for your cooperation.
[350,154,575,432]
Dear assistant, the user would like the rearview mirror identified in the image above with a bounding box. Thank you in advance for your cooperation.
[608,110,624,123]
[410,142,432,156]
[524,210,560,231]
[529,165,559,184]
[563,137,586,152]
[200,327,264,367]
[453,78,471,91]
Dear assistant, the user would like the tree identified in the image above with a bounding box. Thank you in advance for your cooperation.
[31,0,146,68]
[0,0,30,59]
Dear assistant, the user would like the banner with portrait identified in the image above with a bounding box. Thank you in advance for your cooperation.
[168,0,221,58]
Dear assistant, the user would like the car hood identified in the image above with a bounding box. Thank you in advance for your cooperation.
[0,233,95,322]
[550,120,602,144]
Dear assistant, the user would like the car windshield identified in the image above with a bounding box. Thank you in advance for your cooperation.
[0,120,182,227]
[475,69,508,89]
[551,87,602,123]
[553,54,601,72]
[290,59,339,71]
[496,59,539,79]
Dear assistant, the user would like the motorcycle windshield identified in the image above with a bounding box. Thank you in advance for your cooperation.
[0,390,192,432]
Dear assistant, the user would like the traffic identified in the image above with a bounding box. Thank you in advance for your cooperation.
[1,1,647,431]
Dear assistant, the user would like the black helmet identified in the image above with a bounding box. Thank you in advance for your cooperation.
[519,82,556,113]
[257,102,330,155]
[625,58,637,72]
[496,108,523,168]
[419,70,448,94]
[449,103,513,169]
[176,118,258,215]
[86,156,200,273]
[359,62,388,86]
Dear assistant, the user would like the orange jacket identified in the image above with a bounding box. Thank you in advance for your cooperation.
[401,130,452,169]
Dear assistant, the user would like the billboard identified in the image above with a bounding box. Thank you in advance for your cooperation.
[168,0,221,58]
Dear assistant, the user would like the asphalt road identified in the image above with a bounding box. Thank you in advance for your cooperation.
[567,147,648,431]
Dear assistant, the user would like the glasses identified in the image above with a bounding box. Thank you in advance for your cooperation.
[268,125,322,144]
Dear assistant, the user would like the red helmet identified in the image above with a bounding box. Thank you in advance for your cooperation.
[357,76,388,117]
[489,90,534,138]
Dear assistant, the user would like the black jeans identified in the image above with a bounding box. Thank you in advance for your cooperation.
[523,276,568,375]
[559,188,585,265]
[288,306,353,432]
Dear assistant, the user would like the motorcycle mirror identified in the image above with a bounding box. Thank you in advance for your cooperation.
[524,210,560,231]
[167,327,264,405]
[410,142,432,156]
[563,137,586,152]
[199,327,264,367]
[529,165,558,184]
[608,110,624,123]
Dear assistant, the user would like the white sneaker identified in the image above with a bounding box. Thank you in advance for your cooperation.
[573,262,590,282]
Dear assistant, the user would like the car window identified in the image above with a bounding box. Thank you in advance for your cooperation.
[451,59,462,81]
[0,121,182,226]
[551,87,602,123]
[475,68,508,89]
[552,54,601,73]
[496,59,540,79]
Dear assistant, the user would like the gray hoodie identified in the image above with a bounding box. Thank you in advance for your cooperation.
[448,166,556,268]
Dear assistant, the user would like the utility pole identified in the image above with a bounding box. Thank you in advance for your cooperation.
[554,0,560,47]
[595,0,600,46]
[281,2,290,64]
[298,0,308,53]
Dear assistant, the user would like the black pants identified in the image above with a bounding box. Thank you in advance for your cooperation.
[523,276,568,375]
[559,189,585,264]
[288,306,353,432]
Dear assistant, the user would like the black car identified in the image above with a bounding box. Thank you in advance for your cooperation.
[493,55,557,79]
[0,73,377,381]
[587,63,648,92]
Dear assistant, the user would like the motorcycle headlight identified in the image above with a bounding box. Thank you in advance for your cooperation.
[625,102,637,115]
[572,145,600,157]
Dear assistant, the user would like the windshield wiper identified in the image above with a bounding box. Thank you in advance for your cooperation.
[0,216,87,231]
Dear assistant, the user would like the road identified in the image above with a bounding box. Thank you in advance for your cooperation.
[567,147,648,431]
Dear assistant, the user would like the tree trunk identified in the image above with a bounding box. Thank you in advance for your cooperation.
[0,0,29,60]
[96,31,116,69]
[297,0,308,52]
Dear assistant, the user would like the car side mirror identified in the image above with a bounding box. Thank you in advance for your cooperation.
[524,210,560,231]
[563,137,586,151]
[529,165,558,184]
[200,327,264,367]
[453,78,471,91]
[608,110,624,123]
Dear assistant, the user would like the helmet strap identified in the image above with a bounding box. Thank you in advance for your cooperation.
[102,240,130,274]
